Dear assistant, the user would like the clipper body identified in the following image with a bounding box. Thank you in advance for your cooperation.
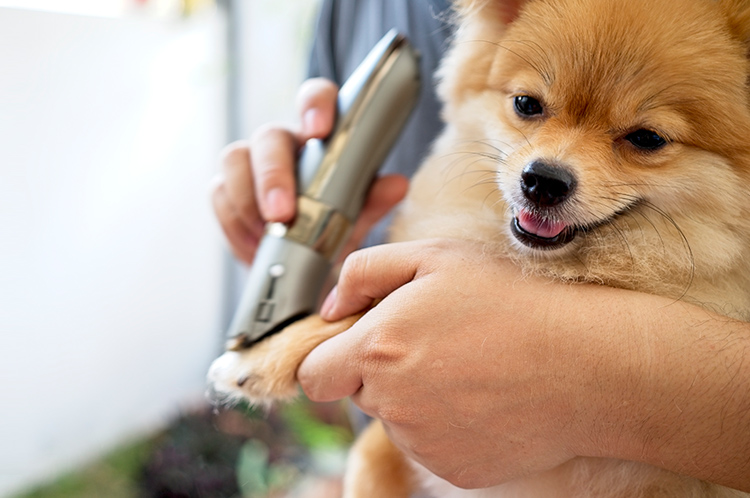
[226,30,420,348]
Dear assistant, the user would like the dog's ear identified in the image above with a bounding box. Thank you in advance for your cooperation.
[720,0,750,49]
[453,0,530,25]
[436,0,531,111]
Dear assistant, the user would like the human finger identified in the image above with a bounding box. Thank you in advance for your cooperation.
[297,320,367,403]
[219,141,265,237]
[321,241,434,321]
[248,124,298,222]
[211,178,260,264]
[295,77,338,141]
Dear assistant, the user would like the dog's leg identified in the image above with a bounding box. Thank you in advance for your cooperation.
[209,313,416,496]
[344,420,415,498]
[208,312,362,406]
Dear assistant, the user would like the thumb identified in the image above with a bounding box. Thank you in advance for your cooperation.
[297,322,365,402]
[321,241,426,321]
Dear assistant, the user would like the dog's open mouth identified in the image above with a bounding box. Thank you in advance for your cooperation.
[511,208,577,250]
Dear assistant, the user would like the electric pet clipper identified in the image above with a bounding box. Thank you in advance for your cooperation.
[226,30,421,349]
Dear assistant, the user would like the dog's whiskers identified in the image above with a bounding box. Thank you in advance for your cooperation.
[581,190,695,297]
[637,200,696,297]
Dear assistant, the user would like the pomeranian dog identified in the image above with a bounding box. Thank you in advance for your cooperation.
[210,0,750,496]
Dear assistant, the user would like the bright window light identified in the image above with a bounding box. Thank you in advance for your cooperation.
[0,0,193,19]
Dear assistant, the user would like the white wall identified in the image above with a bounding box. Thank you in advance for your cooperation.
[0,7,227,496]
[235,0,320,136]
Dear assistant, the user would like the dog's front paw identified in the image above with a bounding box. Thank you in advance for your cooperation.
[208,334,300,407]
[207,313,363,408]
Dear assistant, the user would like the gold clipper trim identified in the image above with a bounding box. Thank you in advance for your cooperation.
[266,196,352,261]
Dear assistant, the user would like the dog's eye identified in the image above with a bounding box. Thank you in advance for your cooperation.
[625,129,667,150]
[514,95,544,117]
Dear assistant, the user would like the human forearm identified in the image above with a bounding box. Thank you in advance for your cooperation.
[569,290,750,491]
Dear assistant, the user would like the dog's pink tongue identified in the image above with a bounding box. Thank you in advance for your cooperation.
[517,210,567,238]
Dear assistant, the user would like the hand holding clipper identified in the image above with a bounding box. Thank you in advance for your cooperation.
[226,30,420,349]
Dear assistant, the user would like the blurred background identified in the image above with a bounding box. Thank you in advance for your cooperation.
[0,1,353,496]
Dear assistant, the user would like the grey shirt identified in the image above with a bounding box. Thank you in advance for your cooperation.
[307,0,454,246]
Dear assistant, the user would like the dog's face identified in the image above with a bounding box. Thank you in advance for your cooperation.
[432,0,750,295]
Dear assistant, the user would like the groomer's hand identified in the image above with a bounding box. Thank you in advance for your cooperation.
[297,238,750,491]
[299,239,582,486]
[211,77,408,263]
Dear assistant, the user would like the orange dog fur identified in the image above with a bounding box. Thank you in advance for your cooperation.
[209,0,750,496]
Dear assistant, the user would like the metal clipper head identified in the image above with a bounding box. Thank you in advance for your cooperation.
[225,30,421,349]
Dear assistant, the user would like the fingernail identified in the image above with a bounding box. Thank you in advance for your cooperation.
[321,286,337,319]
[303,109,325,136]
[266,187,290,220]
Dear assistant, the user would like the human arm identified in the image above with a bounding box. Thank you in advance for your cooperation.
[297,238,750,491]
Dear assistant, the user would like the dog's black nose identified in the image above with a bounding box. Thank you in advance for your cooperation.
[520,161,577,207]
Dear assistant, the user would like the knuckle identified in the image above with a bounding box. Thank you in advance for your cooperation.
[232,198,259,225]
[378,406,419,427]
[359,332,406,378]
[209,174,225,196]
[219,140,249,166]
[338,250,360,279]
[376,404,418,427]
[253,162,286,192]
[353,326,430,425]
[211,181,232,218]
[298,77,338,101]
[296,78,339,121]
[297,77,320,99]
[249,122,288,146]
[407,238,454,270]
[210,190,225,217]
[421,237,450,255]
[339,249,369,288]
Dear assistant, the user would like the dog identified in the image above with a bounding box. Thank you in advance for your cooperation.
[209,0,750,496]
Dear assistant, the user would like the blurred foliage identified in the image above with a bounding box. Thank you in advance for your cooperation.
[16,398,353,498]
[140,409,244,497]
[280,402,352,451]
[18,439,153,498]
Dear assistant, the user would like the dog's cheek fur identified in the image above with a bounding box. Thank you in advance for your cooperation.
[633,151,750,314]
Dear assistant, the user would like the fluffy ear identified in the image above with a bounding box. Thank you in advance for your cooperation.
[720,0,750,48]
[436,0,531,112]
[453,0,530,25]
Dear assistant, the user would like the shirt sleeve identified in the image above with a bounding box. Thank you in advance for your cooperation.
[307,0,338,82]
